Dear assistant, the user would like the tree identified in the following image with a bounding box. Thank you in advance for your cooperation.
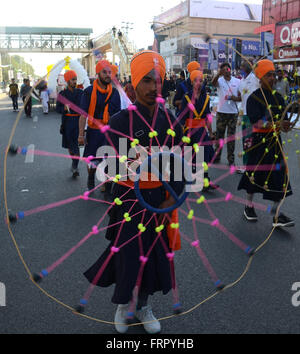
[0,53,35,83]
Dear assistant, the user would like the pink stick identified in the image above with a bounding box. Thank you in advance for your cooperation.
[24,196,81,217]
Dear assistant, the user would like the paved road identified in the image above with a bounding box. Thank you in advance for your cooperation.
[1,96,300,334]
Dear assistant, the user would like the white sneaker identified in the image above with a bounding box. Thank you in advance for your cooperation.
[135,305,161,334]
[236,167,246,174]
[114,304,129,334]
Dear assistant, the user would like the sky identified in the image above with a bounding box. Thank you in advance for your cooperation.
[2,0,263,76]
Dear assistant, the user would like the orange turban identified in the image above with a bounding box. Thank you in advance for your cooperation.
[254,59,275,79]
[187,61,201,74]
[130,50,166,89]
[96,60,111,74]
[111,64,119,77]
[64,70,77,82]
[190,70,203,83]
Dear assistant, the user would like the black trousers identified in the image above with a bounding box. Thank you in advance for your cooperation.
[22,96,32,117]
[11,95,18,110]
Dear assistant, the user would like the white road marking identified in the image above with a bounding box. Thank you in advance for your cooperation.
[25,144,35,163]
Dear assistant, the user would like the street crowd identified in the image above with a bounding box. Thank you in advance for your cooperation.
[7,52,297,334]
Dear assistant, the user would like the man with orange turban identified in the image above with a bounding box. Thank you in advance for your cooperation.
[173,60,206,115]
[238,59,294,227]
[79,60,121,191]
[83,50,185,335]
[180,70,217,191]
[56,70,83,178]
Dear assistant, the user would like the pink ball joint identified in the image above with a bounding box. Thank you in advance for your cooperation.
[225,192,233,202]
[101,125,110,133]
[191,240,200,248]
[82,191,90,201]
[230,165,236,174]
[85,155,94,164]
[92,226,99,235]
[139,256,148,264]
[156,96,165,105]
[128,104,137,112]
[111,246,120,254]
[166,252,175,261]
[211,219,220,227]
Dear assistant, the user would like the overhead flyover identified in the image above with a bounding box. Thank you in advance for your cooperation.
[81,28,137,78]
[0,27,93,53]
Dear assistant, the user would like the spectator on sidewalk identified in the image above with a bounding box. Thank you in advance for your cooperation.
[40,86,49,114]
[20,79,32,118]
[9,78,19,112]
[274,69,290,101]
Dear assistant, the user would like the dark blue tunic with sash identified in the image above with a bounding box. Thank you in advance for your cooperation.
[56,87,83,155]
[80,85,121,158]
[180,90,215,164]
[84,102,185,304]
[238,88,293,201]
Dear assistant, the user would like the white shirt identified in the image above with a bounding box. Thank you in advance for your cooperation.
[217,76,241,114]
[40,90,49,102]
[238,72,260,115]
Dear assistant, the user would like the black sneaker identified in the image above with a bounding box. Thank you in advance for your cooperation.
[71,167,79,178]
[273,213,295,228]
[244,206,258,221]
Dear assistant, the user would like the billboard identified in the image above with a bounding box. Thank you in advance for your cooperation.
[241,40,261,56]
[261,32,274,60]
[208,42,219,71]
[273,46,300,61]
[191,37,209,50]
[189,0,262,22]
[153,1,189,28]
[275,21,300,47]
[160,38,177,55]
[218,39,233,64]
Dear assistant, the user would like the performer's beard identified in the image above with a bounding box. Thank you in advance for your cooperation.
[99,77,111,87]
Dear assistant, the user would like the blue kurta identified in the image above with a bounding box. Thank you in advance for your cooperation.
[238,88,293,202]
[84,102,185,304]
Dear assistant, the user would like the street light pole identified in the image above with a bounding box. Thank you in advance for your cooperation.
[121,22,134,36]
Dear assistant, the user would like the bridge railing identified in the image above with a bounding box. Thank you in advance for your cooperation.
[0,33,90,52]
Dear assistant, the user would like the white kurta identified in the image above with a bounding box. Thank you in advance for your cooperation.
[40,90,49,113]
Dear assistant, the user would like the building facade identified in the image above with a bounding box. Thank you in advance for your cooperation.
[256,0,300,67]
[153,0,262,72]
